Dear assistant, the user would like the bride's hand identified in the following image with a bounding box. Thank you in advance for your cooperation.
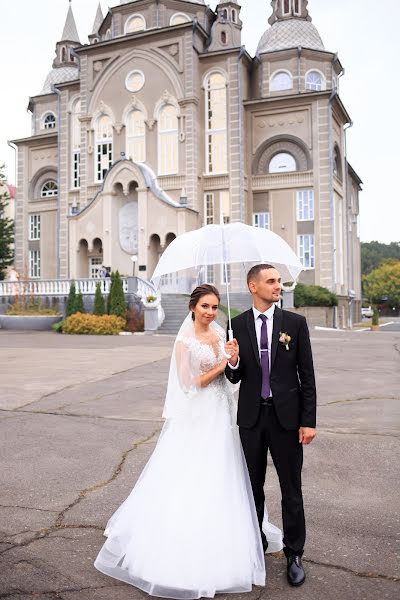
[218,358,228,374]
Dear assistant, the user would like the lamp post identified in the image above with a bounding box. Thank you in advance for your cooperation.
[131,254,138,277]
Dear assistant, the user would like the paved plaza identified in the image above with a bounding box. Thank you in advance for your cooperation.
[0,326,399,599]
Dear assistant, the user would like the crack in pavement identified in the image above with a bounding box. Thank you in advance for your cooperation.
[303,557,400,583]
[1,408,164,424]
[320,395,399,407]
[0,429,160,557]
[11,359,168,412]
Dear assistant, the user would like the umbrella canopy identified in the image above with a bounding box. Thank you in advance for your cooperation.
[152,223,303,285]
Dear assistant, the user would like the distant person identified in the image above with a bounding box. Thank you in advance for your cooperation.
[7,266,20,294]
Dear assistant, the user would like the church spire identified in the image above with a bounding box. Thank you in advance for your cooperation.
[91,3,104,35]
[61,1,80,43]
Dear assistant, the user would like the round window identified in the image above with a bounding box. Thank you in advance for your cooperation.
[125,70,145,93]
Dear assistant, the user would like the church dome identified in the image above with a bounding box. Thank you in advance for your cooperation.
[257,18,324,54]
[40,66,79,95]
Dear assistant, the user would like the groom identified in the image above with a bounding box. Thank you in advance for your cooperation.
[225,264,316,587]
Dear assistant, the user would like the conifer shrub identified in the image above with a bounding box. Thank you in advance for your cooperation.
[108,271,126,318]
[93,282,105,315]
[75,291,85,314]
[65,281,77,317]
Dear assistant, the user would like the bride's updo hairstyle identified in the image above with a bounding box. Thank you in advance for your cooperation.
[189,284,221,321]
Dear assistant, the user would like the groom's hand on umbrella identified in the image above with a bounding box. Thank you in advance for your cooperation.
[225,339,239,367]
[299,427,316,445]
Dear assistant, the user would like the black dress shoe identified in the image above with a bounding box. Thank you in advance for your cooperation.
[286,554,305,586]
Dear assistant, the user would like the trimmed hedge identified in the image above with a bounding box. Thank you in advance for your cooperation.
[294,283,338,308]
[63,313,126,335]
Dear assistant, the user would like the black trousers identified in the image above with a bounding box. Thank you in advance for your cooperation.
[239,402,305,556]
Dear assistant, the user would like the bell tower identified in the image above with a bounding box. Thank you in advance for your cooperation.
[207,0,242,52]
[268,0,311,25]
[53,0,81,68]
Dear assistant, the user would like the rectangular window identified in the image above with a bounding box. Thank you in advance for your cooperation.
[221,263,231,285]
[297,190,314,221]
[73,150,81,188]
[253,212,270,229]
[96,142,112,182]
[204,193,214,225]
[206,265,215,284]
[29,250,41,278]
[29,214,41,241]
[220,190,230,224]
[89,257,103,279]
[298,234,315,269]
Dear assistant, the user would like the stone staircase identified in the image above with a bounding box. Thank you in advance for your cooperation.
[157,294,190,335]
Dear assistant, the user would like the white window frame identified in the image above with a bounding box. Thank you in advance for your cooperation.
[89,257,103,279]
[126,109,146,163]
[269,152,297,173]
[72,150,81,189]
[253,212,270,229]
[29,214,41,241]
[158,104,179,176]
[125,70,145,93]
[281,0,291,16]
[298,234,315,269]
[42,112,56,130]
[221,263,231,285]
[296,190,314,221]
[270,70,293,92]
[231,8,238,22]
[293,0,302,16]
[41,181,58,198]
[220,190,230,224]
[206,265,215,284]
[170,12,191,26]
[125,14,146,34]
[204,71,228,175]
[305,70,325,92]
[204,192,214,225]
[94,115,113,183]
[29,250,41,279]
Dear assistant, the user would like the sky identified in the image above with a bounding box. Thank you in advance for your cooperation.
[0,0,399,243]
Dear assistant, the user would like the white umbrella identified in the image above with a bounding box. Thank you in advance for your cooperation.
[151,222,303,339]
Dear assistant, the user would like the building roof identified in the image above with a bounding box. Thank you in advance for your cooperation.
[61,4,80,43]
[119,0,205,3]
[257,18,324,54]
[40,66,79,95]
[91,3,104,34]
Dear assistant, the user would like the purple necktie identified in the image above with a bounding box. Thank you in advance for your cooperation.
[259,314,271,399]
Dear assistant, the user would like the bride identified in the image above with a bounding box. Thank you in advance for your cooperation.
[94,284,282,598]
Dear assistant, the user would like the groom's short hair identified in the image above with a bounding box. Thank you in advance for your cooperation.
[247,264,275,286]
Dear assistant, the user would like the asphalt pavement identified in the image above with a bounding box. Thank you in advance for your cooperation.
[0,326,399,600]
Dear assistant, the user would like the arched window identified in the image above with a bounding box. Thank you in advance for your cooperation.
[170,13,190,26]
[41,180,58,198]
[43,113,56,130]
[105,29,111,40]
[221,31,227,44]
[293,0,302,16]
[269,152,297,173]
[231,8,237,23]
[270,71,293,92]
[205,72,227,174]
[71,99,81,188]
[61,46,66,62]
[282,0,291,15]
[333,146,342,180]
[221,8,228,20]
[158,104,179,175]
[125,14,146,34]
[95,114,113,182]
[126,110,146,163]
[306,71,323,91]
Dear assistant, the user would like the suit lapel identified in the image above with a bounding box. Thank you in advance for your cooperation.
[246,309,260,366]
[271,306,283,369]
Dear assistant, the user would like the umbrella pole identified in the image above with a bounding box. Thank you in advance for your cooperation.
[224,262,233,341]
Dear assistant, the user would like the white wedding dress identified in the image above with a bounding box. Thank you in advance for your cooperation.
[94,318,281,598]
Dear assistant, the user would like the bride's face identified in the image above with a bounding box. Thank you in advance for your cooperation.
[192,293,219,325]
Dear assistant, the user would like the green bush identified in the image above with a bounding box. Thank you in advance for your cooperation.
[63,313,126,335]
[108,271,126,318]
[294,283,338,308]
[75,291,85,314]
[66,282,77,317]
[52,320,64,332]
[93,282,106,315]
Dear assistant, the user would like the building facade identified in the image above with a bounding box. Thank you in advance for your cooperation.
[12,0,362,323]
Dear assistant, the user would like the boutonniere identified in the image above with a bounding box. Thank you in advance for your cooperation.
[279,332,291,351]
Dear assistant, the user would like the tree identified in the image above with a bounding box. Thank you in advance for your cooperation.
[363,259,400,310]
[108,271,126,318]
[0,165,14,280]
[66,281,77,317]
[93,282,105,315]
[75,291,85,314]
[361,241,400,275]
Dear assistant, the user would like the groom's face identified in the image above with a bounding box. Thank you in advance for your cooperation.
[249,268,282,303]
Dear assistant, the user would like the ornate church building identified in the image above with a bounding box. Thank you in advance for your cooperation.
[12,0,362,321]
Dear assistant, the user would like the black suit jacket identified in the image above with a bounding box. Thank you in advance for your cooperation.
[225,307,316,431]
